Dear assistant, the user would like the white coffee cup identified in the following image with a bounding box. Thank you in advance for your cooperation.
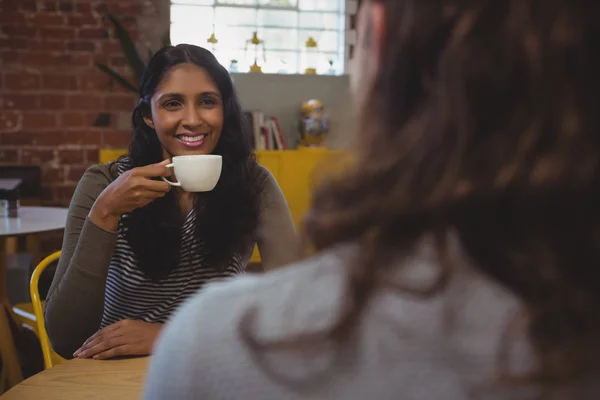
[161,155,222,192]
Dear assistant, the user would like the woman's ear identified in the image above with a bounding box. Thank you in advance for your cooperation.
[143,116,155,129]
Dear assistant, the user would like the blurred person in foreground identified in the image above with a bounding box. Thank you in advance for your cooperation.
[145,0,600,398]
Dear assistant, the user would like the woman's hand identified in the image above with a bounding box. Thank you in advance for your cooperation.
[73,320,163,360]
[89,160,172,231]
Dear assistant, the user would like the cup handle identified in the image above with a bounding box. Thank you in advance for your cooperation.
[161,163,181,187]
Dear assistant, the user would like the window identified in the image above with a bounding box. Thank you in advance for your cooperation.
[170,0,346,75]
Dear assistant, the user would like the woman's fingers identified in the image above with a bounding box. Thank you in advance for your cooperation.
[133,160,171,178]
[76,333,127,358]
[74,322,123,357]
[93,345,132,360]
[140,179,171,193]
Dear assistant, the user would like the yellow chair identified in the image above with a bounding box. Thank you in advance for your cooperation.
[29,251,66,369]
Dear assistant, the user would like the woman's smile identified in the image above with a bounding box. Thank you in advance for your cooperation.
[175,132,209,148]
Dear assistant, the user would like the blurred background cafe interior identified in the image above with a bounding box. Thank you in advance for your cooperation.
[0,0,356,396]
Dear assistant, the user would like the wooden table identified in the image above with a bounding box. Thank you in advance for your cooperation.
[1,357,150,399]
[0,206,68,390]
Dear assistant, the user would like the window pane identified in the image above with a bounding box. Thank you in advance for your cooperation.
[298,11,339,30]
[171,22,215,46]
[172,0,214,5]
[261,28,298,51]
[170,0,346,74]
[217,26,257,48]
[263,50,298,73]
[171,5,213,24]
[259,0,297,7]
[257,9,297,27]
[298,30,338,52]
[215,7,256,26]
[217,0,258,5]
[298,0,340,11]
[215,48,248,71]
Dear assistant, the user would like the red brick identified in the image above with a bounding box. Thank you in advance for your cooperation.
[2,25,38,38]
[17,1,37,13]
[40,94,67,110]
[40,27,74,40]
[42,166,65,182]
[59,112,84,128]
[39,1,56,12]
[29,13,65,26]
[78,74,111,91]
[30,39,66,52]
[1,51,20,64]
[21,148,56,165]
[102,130,131,147]
[115,3,143,16]
[0,111,22,132]
[66,165,87,181]
[84,148,99,163]
[0,37,29,50]
[93,3,108,14]
[18,52,62,67]
[67,94,103,110]
[4,73,40,91]
[58,1,74,12]
[0,11,28,25]
[78,27,107,40]
[101,40,123,54]
[75,2,92,13]
[48,183,77,207]
[0,131,101,147]
[59,149,85,164]
[67,14,99,27]
[109,56,127,67]
[71,53,93,66]
[42,74,78,90]
[22,113,58,130]
[0,94,39,109]
[66,40,96,52]
[0,148,20,163]
[105,94,135,111]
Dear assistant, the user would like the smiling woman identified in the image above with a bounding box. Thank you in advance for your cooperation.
[43,44,299,361]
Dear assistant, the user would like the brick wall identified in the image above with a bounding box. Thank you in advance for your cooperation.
[0,0,169,206]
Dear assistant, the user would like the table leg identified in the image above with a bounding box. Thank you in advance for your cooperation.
[0,236,24,391]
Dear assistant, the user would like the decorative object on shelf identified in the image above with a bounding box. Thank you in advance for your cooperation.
[207,31,218,53]
[302,36,319,75]
[229,59,239,73]
[95,13,170,93]
[299,99,329,147]
[245,31,266,73]
[327,59,336,75]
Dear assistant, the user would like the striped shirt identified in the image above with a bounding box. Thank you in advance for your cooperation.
[100,160,244,327]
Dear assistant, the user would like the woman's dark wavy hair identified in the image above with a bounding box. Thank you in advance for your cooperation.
[122,44,258,281]
[245,0,600,387]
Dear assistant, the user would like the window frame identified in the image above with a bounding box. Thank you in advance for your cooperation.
[170,0,347,75]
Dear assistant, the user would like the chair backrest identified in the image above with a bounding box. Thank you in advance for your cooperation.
[30,251,65,369]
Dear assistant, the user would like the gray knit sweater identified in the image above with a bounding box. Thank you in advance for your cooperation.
[145,245,599,399]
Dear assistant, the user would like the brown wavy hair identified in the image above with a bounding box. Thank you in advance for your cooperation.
[298,0,600,384]
[240,0,600,388]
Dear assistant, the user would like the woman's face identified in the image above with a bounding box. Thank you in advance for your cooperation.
[144,63,224,159]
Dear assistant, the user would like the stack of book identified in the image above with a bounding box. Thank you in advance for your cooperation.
[244,110,287,150]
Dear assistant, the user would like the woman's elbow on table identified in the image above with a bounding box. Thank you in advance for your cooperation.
[44,300,80,359]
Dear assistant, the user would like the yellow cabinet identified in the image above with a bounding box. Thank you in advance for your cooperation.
[98,148,334,263]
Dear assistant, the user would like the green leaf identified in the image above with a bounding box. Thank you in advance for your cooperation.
[95,62,139,93]
[105,13,146,85]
